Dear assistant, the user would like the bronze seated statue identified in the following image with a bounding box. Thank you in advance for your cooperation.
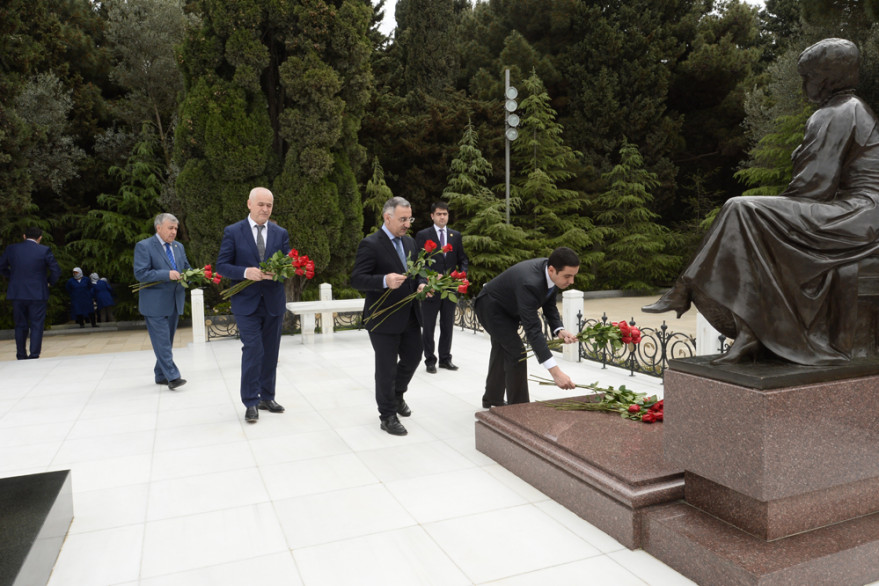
[643,38,879,366]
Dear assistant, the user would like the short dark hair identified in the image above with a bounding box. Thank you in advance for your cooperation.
[24,227,42,240]
[431,202,449,213]
[548,247,579,271]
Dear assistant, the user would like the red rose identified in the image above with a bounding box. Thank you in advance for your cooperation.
[212,275,222,284]
[642,412,656,423]
[618,321,631,334]
[655,412,663,421]
[649,400,663,412]
[424,240,437,252]
[622,335,632,344]
[305,270,315,279]
[288,249,297,258]
[204,269,211,279]
[457,279,469,294]
[295,268,304,276]
[442,244,453,253]
[627,404,641,414]
[205,264,211,271]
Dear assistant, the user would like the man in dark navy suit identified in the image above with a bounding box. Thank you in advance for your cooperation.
[134,213,191,389]
[351,196,427,436]
[415,202,468,374]
[217,187,290,424]
[475,247,580,407]
[0,227,61,360]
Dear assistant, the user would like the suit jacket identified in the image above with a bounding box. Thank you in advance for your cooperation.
[351,230,423,334]
[216,219,290,316]
[0,240,61,301]
[414,226,468,282]
[134,236,191,317]
[477,257,563,363]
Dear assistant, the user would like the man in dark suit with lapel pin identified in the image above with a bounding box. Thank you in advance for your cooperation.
[217,187,290,424]
[415,202,468,374]
[134,213,191,389]
[0,227,62,360]
[475,247,580,407]
[351,196,427,436]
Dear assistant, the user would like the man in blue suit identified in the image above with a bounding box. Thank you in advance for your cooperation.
[134,213,190,389]
[0,227,62,360]
[217,187,290,424]
[351,197,427,436]
[415,202,468,373]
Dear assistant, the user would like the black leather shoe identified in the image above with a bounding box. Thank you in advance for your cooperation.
[438,361,458,371]
[258,399,285,413]
[396,398,411,417]
[380,414,408,436]
[426,364,437,374]
[156,379,168,385]
[168,378,187,390]
[482,400,508,409]
[245,406,259,423]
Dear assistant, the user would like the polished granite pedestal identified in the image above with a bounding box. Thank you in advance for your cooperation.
[475,357,879,585]
[640,357,879,586]
[474,398,684,549]
[0,470,73,586]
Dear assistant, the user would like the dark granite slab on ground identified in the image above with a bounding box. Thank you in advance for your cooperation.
[475,397,683,548]
[0,470,73,586]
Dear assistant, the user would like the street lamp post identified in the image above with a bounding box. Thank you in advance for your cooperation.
[504,68,519,224]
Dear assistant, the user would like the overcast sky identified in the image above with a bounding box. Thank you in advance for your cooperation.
[374,0,767,38]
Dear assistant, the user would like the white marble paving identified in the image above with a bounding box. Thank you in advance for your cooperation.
[0,328,700,585]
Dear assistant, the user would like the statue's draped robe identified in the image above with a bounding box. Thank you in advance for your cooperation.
[685,93,879,365]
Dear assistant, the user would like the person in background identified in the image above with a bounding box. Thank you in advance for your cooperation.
[92,274,115,323]
[66,267,95,328]
[0,226,62,359]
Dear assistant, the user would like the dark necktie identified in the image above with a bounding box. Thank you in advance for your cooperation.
[439,228,446,255]
[164,243,178,271]
[256,224,266,261]
[393,237,406,267]
[545,285,557,301]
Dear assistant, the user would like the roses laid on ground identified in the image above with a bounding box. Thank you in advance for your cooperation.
[131,264,223,293]
[531,376,663,424]
[363,240,469,328]
[220,249,315,299]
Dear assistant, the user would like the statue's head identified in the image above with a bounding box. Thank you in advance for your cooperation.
[797,38,859,104]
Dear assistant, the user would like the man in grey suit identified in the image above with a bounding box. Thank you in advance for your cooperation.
[134,213,190,389]
[0,227,62,359]
[475,247,579,407]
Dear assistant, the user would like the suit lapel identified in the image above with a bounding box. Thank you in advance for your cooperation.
[153,237,173,270]
[379,232,407,271]
[242,220,261,261]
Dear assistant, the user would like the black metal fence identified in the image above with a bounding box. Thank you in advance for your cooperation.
[208,297,698,378]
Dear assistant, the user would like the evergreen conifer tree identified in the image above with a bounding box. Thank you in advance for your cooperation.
[594,140,682,290]
[443,121,530,290]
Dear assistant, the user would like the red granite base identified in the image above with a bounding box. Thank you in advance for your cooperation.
[643,502,879,586]
[474,398,683,549]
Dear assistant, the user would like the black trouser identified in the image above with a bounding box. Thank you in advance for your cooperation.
[368,309,423,419]
[475,295,529,405]
[421,297,455,366]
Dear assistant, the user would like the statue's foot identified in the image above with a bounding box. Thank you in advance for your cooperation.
[711,324,761,365]
[642,284,691,319]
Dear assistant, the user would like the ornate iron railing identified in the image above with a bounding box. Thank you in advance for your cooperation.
[206,310,363,340]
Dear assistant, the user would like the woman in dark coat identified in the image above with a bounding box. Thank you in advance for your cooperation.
[92,273,115,323]
[644,38,879,365]
[66,267,96,327]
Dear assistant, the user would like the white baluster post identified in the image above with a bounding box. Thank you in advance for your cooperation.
[562,289,583,362]
[319,283,333,341]
[191,288,206,344]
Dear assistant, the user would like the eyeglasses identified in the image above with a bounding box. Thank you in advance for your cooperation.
[396,217,414,223]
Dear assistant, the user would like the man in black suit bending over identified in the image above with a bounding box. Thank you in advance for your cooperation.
[415,202,468,374]
[475,247,579,407]
[351,197,427,436]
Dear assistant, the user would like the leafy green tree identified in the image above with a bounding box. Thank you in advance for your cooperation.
[735,103,811,195]
[443,121,530,290]
[175,0,373,294]
[363,157,394,230]
[594,140,682,290]
[395,0,460,96]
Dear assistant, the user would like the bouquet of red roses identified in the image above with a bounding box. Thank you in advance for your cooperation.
[522,319,641,360]
[532,376,664,423]
[220,248,315,300]
[363,239,469,328]
[131,264,223,293]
